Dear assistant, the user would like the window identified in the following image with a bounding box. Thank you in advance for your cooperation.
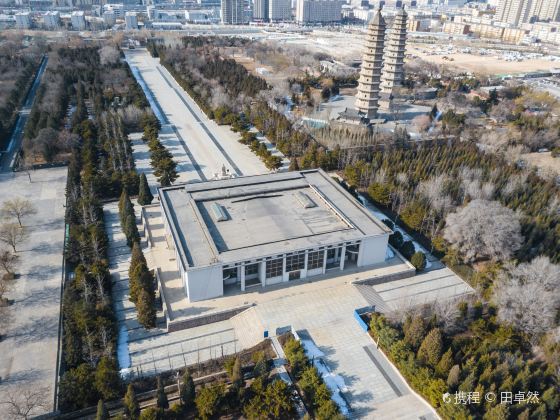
[285,253,305,272]
[307,251,323,270]
[266,258,283,278]
[245,263,259,276]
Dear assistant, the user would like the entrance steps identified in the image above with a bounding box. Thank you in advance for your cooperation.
[230,306,266,349]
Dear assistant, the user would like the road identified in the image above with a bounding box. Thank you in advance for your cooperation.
[0,55,48,172]
[124,48,268,180]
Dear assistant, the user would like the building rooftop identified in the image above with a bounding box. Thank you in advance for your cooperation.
[159,169,391,270]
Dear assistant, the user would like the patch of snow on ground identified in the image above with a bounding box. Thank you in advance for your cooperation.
[298,336,350,416]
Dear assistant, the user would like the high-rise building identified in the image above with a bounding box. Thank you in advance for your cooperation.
[71,11,86,31]
[43,11,61,29]
[125,11,138,29]
[496,0,560,25]
[522,0,560,23]
[102,10,116,26]
[380,6,407,109]
[15,12,31,29]
[496,0,527,25]
[254,0,269,20]
[355,8,386,119]
[269,0,291,21]
[295,0,343,24]
[221,0,244,24]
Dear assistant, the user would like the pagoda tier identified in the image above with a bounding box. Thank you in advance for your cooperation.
[355,8,386,120]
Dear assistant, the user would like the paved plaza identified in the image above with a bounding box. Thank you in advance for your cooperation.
[0,168,67,417]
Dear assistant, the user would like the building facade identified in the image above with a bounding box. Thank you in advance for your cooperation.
[496,0,560,26]
[71,11,86,30]
[221,0,244,23]
[15,12,31,29]
[43,11,61,29]
[158,169,391,302]
[269,0,291,21]
[253,0,269,20]
[355,8,386,119]
[125,11,138,29]
[295,0,343,24]
[102,10,117,26]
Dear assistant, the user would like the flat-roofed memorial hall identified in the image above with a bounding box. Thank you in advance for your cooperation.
[158,169,392,302]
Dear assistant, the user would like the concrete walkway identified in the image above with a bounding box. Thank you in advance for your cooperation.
[0,168,67,417]
[125,48,268,180]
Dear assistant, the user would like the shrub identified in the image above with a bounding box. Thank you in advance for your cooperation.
[382,219,394,230]
[400,241,416,259]
[411,251,427,271]
[389,231,404,249]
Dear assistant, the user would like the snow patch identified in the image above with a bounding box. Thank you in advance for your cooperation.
[298,336,350,416]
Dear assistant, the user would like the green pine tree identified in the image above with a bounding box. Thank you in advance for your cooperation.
[125,214,139,246]
[124,384,140,420]
[94,357,121,400]
[231,356,244,391]
[96,399,109,420]
[180,370,196,408]
[156,376,169,410]
[417,328,443,368]
[137,287,156,329]
[137,173,154,205]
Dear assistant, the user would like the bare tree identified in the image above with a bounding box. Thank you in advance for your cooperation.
[0,386,50,419]
[0,224,28,253]
[0,248,18,277]
[1,198,37,227]
[443,200,522,263]
[0,274,13,303]
[429,298,461,333]
[494,256,560,338]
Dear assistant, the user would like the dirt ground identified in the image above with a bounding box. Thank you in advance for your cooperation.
[522,151,560,176]
[408,47,556,75]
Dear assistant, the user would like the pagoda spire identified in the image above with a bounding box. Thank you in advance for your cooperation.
[355,7,386,120]
[380,6,408,108]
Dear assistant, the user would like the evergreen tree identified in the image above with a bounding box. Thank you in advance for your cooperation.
[137,287,156,328]
[288,157,299,171]
[156,376,169,410]
[404,316,426,350]
[417,328,443,368]
[195,383,225,420]
[94,357,121,400]
[125,214,139,246]
[436,348,454,377]
[137,173,153,205]
[124,384,140,420]
[231,356,244,391]
[180,369,196,408]
[447,365,461,389]
[96,399,109,420]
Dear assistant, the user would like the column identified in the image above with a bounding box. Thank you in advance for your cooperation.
[340,244,346,271]
[259,260,266,288]
[303,250,308,278]
[282,255,288,282]
[240,263,246,292]
[322,249,327,274]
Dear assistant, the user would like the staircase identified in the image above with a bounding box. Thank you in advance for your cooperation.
[230,306,266,350]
